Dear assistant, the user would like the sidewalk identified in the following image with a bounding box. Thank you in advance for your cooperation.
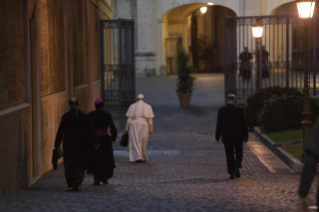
[0,74,317,212]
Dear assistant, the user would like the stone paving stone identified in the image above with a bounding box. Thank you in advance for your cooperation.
[0,74,318,212]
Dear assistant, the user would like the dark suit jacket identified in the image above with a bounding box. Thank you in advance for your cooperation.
[215,103,248,144]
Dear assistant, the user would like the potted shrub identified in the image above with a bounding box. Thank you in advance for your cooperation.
[176,47,196,106]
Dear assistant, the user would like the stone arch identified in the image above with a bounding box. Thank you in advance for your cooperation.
[160,0,239,19]
[271,0,319,16]
[161,3,236,74]
[271,1,298,15]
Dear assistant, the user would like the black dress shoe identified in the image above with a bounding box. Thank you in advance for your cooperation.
[235,169,241,178]
[94,181,100,186]
[229,174,235,179]
[135,159,145,163]
[72,180,80,191]
[72,186,79,192]
[102,180,108,184]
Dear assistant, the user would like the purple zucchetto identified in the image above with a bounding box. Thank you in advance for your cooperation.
[95,98,104,104]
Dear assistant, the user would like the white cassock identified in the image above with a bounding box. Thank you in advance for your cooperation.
[125,100,154,161]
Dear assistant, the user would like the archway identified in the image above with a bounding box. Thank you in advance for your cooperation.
[272,2,319,68]
[162,3,236,75]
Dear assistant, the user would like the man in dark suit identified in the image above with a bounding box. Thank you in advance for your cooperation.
[215,94,248,179]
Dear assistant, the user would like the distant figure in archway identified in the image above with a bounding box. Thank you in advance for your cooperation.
[239,47,252,80]
[55,97,99,191]
[125,94,154,162]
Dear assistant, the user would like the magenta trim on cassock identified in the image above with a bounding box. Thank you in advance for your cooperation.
[96,128,109,136]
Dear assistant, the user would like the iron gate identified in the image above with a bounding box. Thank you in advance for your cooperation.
[100,19,135,108]
[224,15,319,104]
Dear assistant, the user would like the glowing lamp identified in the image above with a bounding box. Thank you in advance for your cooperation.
[200,7,207,14]
[252,23,264,38]
[296,0,316,19]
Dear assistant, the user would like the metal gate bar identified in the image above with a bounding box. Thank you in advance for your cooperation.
[224,15,319,104]
[100,19,135,108]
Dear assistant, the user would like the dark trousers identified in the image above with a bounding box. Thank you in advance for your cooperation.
[224,143,243,174]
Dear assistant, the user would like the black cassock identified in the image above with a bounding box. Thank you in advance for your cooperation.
[88,109,118,182]
[55,108,98,187]
[239,51,253,80]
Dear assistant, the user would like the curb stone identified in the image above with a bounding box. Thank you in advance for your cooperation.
[253,127,302,150]
[253,126,319,173]
[276,147,319,173]
[253,127,277,150]
[276,147,303,173]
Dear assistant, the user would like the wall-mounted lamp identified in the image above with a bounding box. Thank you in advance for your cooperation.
[200,7,207,14]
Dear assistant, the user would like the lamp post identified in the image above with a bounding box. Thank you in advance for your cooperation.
[296,0,315,162]
[252,21,264,92]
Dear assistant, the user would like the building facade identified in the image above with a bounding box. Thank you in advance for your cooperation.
[113,0,300,77]
[0,0,305,194]
[0,0,115,194]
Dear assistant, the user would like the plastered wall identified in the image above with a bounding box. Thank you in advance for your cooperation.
[0,0,114,194]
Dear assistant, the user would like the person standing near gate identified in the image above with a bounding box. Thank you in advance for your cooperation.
[215,94,248,179]
[88,99,118,185]
[125,94,154,162]
[262,45,270,78]
[239,47,253,80]
[55,97,99,191]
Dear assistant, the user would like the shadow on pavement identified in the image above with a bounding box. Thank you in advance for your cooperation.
[157,178,229,185]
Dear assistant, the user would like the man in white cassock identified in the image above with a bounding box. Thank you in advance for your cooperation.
[125,94,154,162]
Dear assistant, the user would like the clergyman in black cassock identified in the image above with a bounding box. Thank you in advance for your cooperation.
[298,120,319,212]
[215,94,248,179]
[239,47,253,80]
[261,45,270,78]
[88,99,118,185]
[55,98,99,191]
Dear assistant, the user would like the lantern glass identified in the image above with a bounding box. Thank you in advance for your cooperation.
[252,25,263,38]
[200,7,207,14]
[297,1,316,19]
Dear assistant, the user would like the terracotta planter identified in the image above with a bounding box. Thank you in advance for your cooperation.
[177,93,192,106]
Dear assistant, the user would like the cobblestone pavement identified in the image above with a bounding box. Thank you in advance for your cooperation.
[0,74,318,212]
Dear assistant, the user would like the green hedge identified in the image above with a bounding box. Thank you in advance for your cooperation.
[244,86,302,129]
[258,95,303,132]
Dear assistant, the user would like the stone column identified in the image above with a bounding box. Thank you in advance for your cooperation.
[135,0,156,77]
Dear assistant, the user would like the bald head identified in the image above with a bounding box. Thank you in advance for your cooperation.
[226,93,236,104]
[137,94,144,101]
[69,97,78,106]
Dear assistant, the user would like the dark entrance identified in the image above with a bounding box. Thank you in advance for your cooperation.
[190,6,236,73]
[224,15,319,104]
[100,19,135,108]
[166,37,182,75]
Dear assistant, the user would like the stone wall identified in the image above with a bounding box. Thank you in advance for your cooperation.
[0,0,26,109]
[0,0,31,194]
[0,106,31,194]
[0,0,114,194]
